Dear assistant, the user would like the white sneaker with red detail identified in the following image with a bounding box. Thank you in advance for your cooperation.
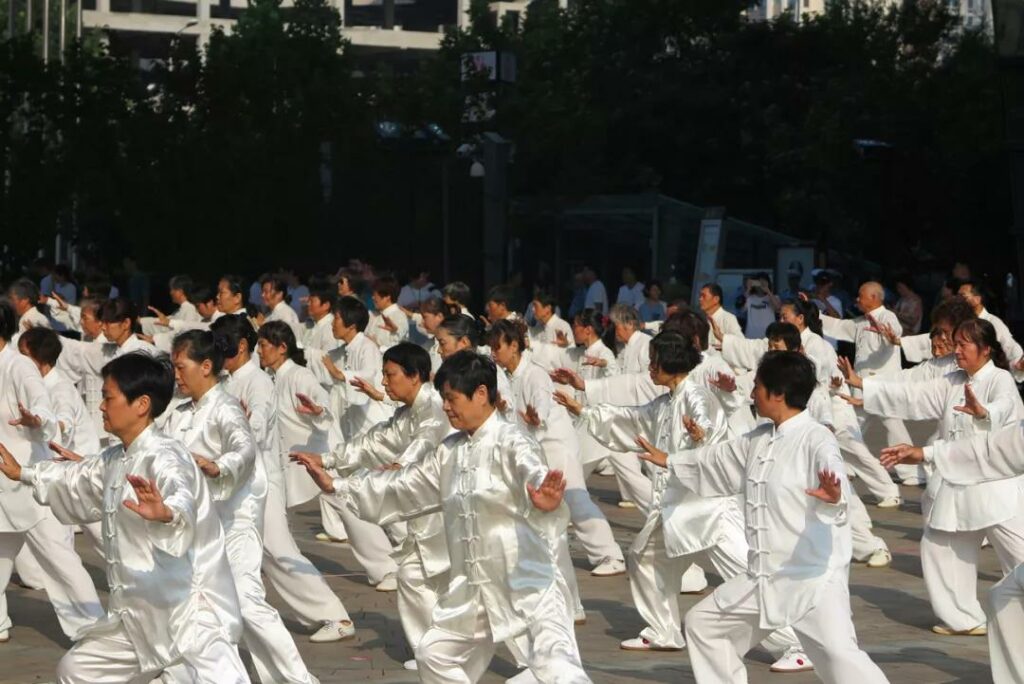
[309,619,355,643]
[770,647,814,673]
[619,636,684,651]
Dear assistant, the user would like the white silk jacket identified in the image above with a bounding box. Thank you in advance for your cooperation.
[341,411,569,643]
[164,384,265,533]
[580,376,732,557]
[21,425,242,670]
[326,383,451,577]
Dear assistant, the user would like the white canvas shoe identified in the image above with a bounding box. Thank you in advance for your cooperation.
[866,548,892,568]
[591,558,626,577]
[375,573,398,592]
[309,619,355,643]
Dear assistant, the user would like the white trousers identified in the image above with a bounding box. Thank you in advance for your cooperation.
[849,494,888,561]
[56,608,250,684]
[318,496,349,541]
[319,492,398,584]
[988,562,1024,684]
[835,422,900,501]
[416,587,592,684]
[0,509,104,638]
[260,473,351,627]
[921,514,1024,631]
[628,519,801,655]
[579,434,653,513]
[554,533,584,615]
[396,553,448,656]
[684,569,889,684]
[167,526,316,684]
[553,452,624,566]
[14,520,105,590]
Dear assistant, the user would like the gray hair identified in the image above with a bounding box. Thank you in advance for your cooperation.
[609,303,640,329]
[8,277,39,303]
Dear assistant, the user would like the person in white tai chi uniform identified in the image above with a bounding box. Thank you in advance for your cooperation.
[0,302,103,645]
[163,330,318,683]
[292,342,451,672]
[556,331,812,674]
[882,422,1024,684]
[0,352,249,683]
[209,314,353,644]
[638,351,889,684]
[337,351,592,684]
[846,318,1024,637]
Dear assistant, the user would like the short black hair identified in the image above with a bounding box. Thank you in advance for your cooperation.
[959,279,985,303]
[0,300,16,341]
[439,314,484,347]
[171,329,229,374]
[190,284,215,306]
[308,287,337,311]
[383,342,432,382]
[931,297,976,328]
[260,275,288,297]
[338,267,364,294]
[485,318,528,352]
[755,351,815,410]
[101,353,175,418]
[257,320,306,366]
[219,274,246,297]
[99,298,137,325]
[486,286,512,307]
[649,331,701,375]
[334,296,369,332]
[434,350,497,404]
[701,283,723,301]
[168,274,193,294]
[17,327,62,366]
[766,322,802,351]
[372,276,400,303]
[210,312,257,359]
[442,282,471,307]
[662,310,710,351]
[83,279,112,299]
[532,289,557,309]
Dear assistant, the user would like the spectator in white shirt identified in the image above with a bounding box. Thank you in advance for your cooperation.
[616,268,645,309]
[367,275,409,351]
[582,266,608,316]
[336,267,364,302]
[398,272,440,313]
[261,275,304,342]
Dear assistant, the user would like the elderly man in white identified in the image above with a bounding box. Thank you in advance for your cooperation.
[698,283,742,354]
[817,282,914,476]
[638,351,889,684]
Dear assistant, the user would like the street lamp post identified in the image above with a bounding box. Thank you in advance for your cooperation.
[992,0,1024,322]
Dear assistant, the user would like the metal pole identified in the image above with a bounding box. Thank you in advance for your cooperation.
[59,0,66,61]
[43,0,50,62]
[441,158,450,284]
[26,0,32,36]
[8,0,15,39]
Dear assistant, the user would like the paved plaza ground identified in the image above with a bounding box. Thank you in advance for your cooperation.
[1,464,998,684]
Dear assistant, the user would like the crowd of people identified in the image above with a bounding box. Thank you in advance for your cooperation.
[0,256,1021,684]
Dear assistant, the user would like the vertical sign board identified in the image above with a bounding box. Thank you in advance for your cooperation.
[691,218,723,309]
